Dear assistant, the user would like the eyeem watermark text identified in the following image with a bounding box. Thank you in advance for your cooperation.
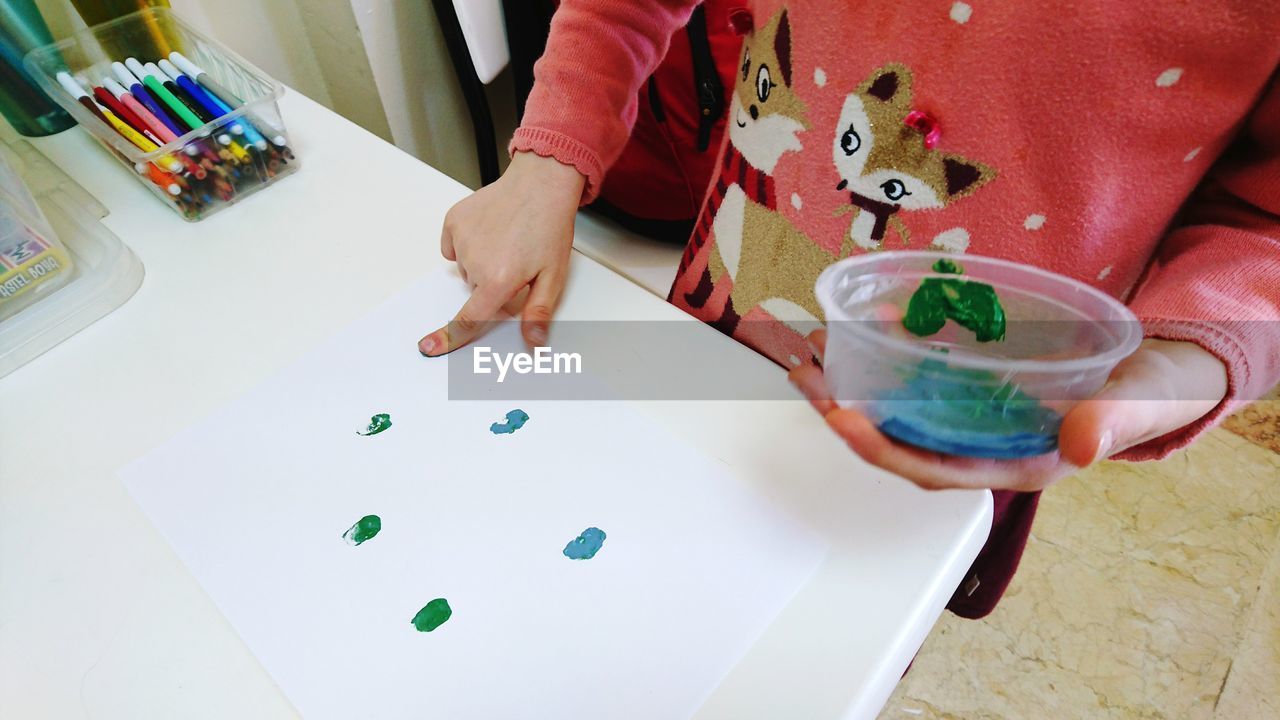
[473,347,583,383]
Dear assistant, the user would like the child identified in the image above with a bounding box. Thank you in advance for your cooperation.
[419,1,1280,618]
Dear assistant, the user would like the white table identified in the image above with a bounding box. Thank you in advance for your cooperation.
[572,209,684,297]
[0,90,991,720]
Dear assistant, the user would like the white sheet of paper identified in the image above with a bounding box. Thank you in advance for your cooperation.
[121,270,827,719]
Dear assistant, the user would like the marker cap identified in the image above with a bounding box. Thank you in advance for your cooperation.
[55,71,88,99]
[123,58,149,80]
[112,62,140,88]
[157,59,184,82]
[169,52,204,79]
[102,77,129,99]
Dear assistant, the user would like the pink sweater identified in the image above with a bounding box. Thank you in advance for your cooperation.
[513,0,1280,619]
[515,0,1280,459]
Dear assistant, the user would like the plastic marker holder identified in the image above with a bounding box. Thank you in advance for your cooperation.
[24,7,298,221]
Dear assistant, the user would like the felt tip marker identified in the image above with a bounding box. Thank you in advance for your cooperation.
[97,105,184,173]
[55,72,109,125]
[164,55,270,151]
[145,61,216,125]
[126,59,202,136]
[153,61,244,150]
[99,105,150,149]
[158,59,272,152]
[225,138,251,164]
[170,51,287,147]
[122,57,149,85]
[112,66,206,177]
[113,62,186,137]
[57,71,183,174]
[157,58,246,135]
[134,162,183,196]
[92,85,161,145]
[103,77,179,144]
[130,60,203,130]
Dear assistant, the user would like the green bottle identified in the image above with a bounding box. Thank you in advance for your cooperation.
[0,0,75,137]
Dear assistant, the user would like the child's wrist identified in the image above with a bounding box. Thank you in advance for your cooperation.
[509,151,587,197]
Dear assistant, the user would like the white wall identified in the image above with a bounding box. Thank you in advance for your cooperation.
[169,0,336,108]
[34,0,336,108]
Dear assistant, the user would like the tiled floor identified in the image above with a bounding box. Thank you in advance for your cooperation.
[880,388,1280,719]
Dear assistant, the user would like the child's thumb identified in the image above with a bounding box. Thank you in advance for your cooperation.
[1057,379,1167,467]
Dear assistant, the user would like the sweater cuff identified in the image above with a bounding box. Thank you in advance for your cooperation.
[1112,318,1252,461]
[509,127,605,205]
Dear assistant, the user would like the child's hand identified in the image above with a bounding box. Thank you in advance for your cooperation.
[419,152,586,356]
[789,330,1227,491]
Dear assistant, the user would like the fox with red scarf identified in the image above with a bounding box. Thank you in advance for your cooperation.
[675,7,836,346]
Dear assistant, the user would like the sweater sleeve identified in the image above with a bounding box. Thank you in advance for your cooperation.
[1118,74,1280,461]
[508,0,702,203]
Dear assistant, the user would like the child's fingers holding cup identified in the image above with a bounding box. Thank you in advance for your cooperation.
[824,407,1074,492]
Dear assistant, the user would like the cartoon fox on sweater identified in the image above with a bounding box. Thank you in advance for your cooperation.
[832,64,996,251]
[679,7,834,336]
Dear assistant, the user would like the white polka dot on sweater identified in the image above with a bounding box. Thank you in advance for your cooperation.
[950,2,972,24]
[1024,214,1046,230]
[931,227,970,253]
[788,354,802,366]
[1156,67,1183,87]
[791,193,803,210]
[1184,146,1202,162]
[1097,265,1112,280]
[813,67,827,87]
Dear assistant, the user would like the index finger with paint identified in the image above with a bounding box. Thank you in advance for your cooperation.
[418,283,512,356]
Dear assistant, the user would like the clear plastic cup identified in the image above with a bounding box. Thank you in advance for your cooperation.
[815,251,1142,459]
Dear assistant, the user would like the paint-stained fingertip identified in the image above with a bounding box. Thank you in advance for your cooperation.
[418,332,444,357]
[524,323,547,348]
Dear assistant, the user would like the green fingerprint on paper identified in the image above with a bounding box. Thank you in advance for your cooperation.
[357,413,392,436]
[411,598,453,632]
[342,515,381,546]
